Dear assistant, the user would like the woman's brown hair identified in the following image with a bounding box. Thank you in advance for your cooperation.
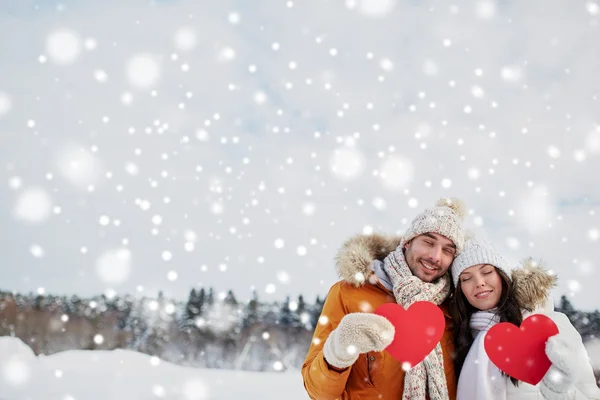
[449,267,523,386]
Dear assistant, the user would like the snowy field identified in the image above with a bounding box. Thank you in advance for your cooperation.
[0,337,310,400]
[1,336,598,399]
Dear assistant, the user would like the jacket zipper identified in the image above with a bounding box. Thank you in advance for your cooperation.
[366,354,375,386]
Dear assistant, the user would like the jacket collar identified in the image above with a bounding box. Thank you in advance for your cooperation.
[335,234,557,311]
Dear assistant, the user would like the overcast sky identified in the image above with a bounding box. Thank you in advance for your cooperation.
[1,0,599,311]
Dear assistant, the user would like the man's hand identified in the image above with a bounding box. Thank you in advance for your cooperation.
[323,313,395,369]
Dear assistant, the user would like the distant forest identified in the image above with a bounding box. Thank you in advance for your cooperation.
[0,289,598,378]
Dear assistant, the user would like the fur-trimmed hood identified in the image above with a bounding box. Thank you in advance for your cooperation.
[335,234,557,311]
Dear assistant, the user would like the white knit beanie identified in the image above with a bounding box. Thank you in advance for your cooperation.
[400,198,467,255]
[451,236,514,287]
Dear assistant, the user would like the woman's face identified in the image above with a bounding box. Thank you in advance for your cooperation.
[459,264,503,311]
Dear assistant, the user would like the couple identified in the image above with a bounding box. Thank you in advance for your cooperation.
[301,198,600,400]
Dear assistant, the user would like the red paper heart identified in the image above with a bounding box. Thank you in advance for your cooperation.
[374,302,445,368]
[484,314,559,385]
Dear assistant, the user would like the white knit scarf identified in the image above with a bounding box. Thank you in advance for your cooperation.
[456,310,506,400]
[381,247,451,400]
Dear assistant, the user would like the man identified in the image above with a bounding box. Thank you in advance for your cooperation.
[302,198,466,400]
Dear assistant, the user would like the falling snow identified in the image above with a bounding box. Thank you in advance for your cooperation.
[45,29,81,65]
[126,54,161,88]
[13,187,53,224]
[0,2,599,395]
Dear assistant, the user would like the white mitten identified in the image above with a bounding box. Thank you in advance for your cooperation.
[540,313,581,399]
[540,364,575,400]
[323,313,395,369]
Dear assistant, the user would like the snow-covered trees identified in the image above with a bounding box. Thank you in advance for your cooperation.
[7,289,599,376]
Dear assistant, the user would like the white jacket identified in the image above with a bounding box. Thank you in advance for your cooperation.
[458,261,600,400]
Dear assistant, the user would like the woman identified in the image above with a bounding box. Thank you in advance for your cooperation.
[450,237,600,400]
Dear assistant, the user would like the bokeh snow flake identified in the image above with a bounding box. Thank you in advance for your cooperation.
[167,270,178,281]
[547,145,561,159]
[150,356,160,366]
[30,244,45,258]
[182,378,210,400]
[265,283,276,294]
[506,237,520,250]
[218,47,236,62]
[357,0,396,17]
[329,147,365,181]
[567,279,582,293]
[174,27,197,52]
[422,59,439,76]
[587,2,600,15]
[577,260,595,276]
[14,187,53,224]
[253,91,267,105]
[121,92,133,105]
[273,361,284,371]
[228,12,241,24]
[152,384,166,398]
[475,0,497,19]
[372,197,387,210]
[46,29,81,65]
[515,185,555,233]
[0,91,11,117]
[57,145,103,188]
[84,37,97,50]
[211,202,224,214]
[501,66,523,82]
[471,86,485,98]
[585,129,600,154]
[467,168,481,180]
[441,178,452,189]
[95,248,132,285]
[379,155,414,190]
[184,230,197,242]
[1,356,30,386]
[302,202,316,216]
[276,271,290,283]
[126,54,161,88]
[93,334,104,345]
[380,58,394,71]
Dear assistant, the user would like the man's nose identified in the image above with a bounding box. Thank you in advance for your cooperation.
[429,246,442,264]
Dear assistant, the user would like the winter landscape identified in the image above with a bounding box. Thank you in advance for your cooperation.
[2,0,600,398]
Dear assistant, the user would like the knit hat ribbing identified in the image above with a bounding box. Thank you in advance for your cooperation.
[400,198,467,255]
[451,236,514,287]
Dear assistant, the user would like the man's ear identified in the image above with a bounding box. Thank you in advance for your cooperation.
[403,240,410,251]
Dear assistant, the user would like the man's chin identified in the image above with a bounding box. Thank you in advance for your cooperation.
[416,272,437,283]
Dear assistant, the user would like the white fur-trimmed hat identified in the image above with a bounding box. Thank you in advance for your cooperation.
[451,236,515,286]
[400,198,467,255]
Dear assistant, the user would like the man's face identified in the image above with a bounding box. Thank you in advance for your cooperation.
[403,232,456,282]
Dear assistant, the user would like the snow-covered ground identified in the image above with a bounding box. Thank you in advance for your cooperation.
[0,337,310,400]
[1,336,597,399]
